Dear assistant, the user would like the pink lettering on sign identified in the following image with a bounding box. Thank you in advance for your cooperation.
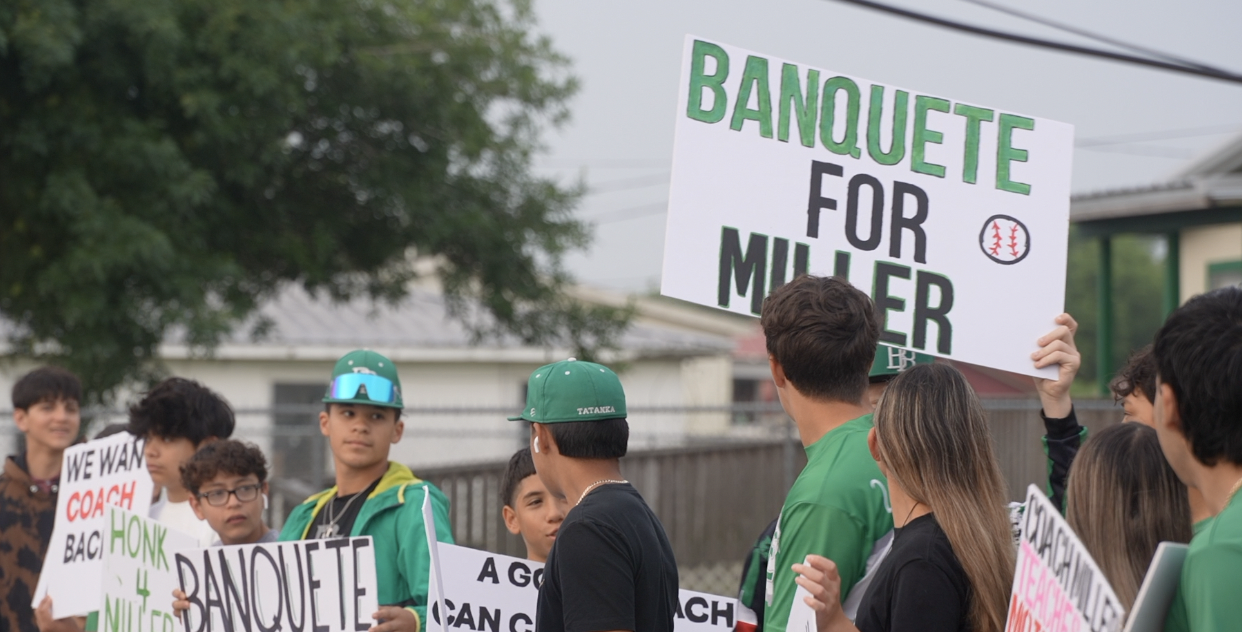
[1007,540,1083,632]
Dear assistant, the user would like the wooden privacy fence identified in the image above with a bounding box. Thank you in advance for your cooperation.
[417,399,1122,569]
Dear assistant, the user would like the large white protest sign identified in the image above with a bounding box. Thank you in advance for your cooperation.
[424,541,736,632]
[1007,485,1124,632]
[101,506,197,632]
[173,537,378,632]
[661,36,1074,377]
[35,432,155,617]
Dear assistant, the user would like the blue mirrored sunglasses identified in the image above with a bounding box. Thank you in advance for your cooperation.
[328,373,398,404]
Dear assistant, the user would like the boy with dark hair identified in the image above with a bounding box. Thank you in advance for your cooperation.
[280,350,452,632]
[500,448,566,563]
[1110,345,1157,424]
[181,440,278,545]
[1155,287,1242,632]
[760,275,892,630]
[1,367,81,632]
[512,358,678,632]
[128,377,235,546]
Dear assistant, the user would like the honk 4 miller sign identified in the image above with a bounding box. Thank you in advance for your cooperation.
[661,37,1074,377]
[35,432,155,618]
[101,507,197,632]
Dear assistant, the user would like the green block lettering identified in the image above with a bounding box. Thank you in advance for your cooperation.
[687,40,730,124]
[730,56,773,138]
[819,77,862,159]
[867,85,908,166]
[778,64,819,147]
[953,103,993,185]
[911,96,950,178]
[997,113,1034,195]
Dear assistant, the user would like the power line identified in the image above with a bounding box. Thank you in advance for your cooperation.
[587,173,671,195]
[822,0,1242,85]
[587,203,668,224]
[959,0,1234,75]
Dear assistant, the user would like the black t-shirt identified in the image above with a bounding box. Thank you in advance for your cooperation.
[536,483,678,632]
[854,513,970,632]
[309,477,381,539]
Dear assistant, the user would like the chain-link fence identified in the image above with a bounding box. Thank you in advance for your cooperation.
[0,398,1124,595]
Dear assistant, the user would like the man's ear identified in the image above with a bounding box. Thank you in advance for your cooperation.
[769,355,788,388]
[534,423,558,455]
[1158,382,1183,434]
[188,495,207,521]
[502,505,520,535]
[319,410,331,437]
[12,409,28,434]
[390,419,405,445]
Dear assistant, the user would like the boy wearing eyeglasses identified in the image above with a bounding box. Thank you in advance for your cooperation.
[181,440,277,545]
[280,350,453,632]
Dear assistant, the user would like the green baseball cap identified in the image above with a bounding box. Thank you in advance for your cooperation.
[509,358,627,423]
[869,344,934,382]
[323,349,404,409]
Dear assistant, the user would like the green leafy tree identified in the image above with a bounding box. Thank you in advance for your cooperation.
[1064,229,1167,393]
[0,0,629,402]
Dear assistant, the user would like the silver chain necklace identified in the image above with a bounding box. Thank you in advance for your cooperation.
[577,479,628,506]
[316,488,366,538]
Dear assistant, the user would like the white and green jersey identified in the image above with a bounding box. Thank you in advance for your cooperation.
[764,414,894,631]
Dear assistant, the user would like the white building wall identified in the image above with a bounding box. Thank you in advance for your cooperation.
[1180,223,1242,302]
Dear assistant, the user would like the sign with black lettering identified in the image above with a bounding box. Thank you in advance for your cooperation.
[101,506,198,632]
[425,543,735,632]
[1007,485,1124,632]
[661,36,1073,377]
[173,537,378,632]
[34,432,155,617]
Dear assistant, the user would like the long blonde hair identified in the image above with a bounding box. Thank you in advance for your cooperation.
[874,364,1015,632]
[1066,422,1190,611]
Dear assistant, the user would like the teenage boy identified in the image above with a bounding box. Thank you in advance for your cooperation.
[1,367,81,632]
[761,275,892,631]
[280,350,452,632]
[1153,287,1242,632]
[128,378,235,546]
[183,440,278,545]
[512,358,678,632]
[500,448,566,563]
[1110,346,1157,425]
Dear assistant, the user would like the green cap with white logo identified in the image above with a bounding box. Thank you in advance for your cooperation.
[869,344,935,382]
[509,358,627,423]
[323,349,404,409]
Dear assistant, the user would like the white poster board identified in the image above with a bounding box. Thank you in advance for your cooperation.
[1121,542,1188,632]
[100,506,198,632]
[424,542,736,632]
[173,537,378,632]
[661,36,1074,377]
[1007,485,1125,632]
[35,432,155,617]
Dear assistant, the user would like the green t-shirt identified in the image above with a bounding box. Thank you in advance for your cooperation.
[764,414,894,632]
[1165,493,1242,632]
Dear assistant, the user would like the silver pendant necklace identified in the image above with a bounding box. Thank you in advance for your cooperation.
[314,488,365,538]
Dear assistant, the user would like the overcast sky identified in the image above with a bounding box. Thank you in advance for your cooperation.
[530,0,1242,292]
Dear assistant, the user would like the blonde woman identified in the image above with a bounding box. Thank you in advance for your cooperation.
[793,363,1015,632]
[1065,422,1191,611]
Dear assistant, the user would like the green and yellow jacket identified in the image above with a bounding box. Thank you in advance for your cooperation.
[280,462,453,632]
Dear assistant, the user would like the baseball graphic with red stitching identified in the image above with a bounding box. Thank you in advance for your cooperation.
[978,215,1031,265]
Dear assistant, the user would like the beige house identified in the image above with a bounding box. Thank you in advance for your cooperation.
[1071,131,1242,381]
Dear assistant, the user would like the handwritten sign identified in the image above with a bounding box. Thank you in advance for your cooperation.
[1007,485,1124,632]
[424,542,735,632]
[661,36,1074,378]
[174,538,378,632]
[1121,542,1188,632]
[35,432,155,617]
[101,507,197,632]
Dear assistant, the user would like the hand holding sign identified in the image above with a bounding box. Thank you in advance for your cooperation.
[790,556,851,632]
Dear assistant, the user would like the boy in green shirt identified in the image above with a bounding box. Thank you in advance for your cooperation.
[1153,288,1242,632]
[760,275,893,631]
[279,350,453,632]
